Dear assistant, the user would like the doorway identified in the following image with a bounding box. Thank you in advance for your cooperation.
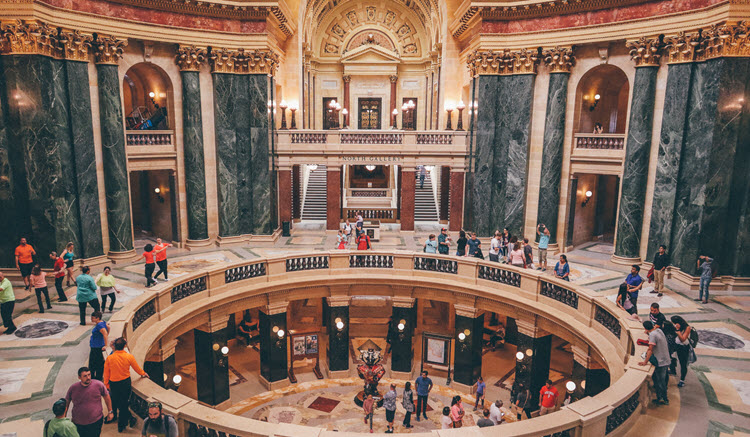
[568,174,619,247]
[358,98,382,129]
[129,170,178,242]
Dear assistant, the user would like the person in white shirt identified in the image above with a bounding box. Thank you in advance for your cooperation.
[489,400,504,425]
[489,231,501,262]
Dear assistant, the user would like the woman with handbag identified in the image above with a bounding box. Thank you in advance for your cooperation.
[671,315,695,387]
[449,395,464,428]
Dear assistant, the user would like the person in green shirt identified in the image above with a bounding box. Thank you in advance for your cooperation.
[75,266,101,326]
[95,266,121,313]
[0,271,16,335]
[45,398,80,437]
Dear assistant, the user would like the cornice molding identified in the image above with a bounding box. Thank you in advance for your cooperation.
[93,33,127,65]
[626,36,664,67]
[466,47,541,76]
[176,44,207,71]
[542,46,575,73]
[209,47,279,75]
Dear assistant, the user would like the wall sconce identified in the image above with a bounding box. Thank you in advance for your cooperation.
[154,187,165,203]
[279,100,288,130]
[397,320,406,332]
[516,351,525,361]
[589,94,600,111]
[456,100,466,131]
[335,317,345,331]
[273,325,285,348]
[365,165,376,172]
[171,374,182,390]
[213,343,229,367]
[582,190,593,207]
[308,164,318,171]
[445,102,455,131]
[289,101,298,130]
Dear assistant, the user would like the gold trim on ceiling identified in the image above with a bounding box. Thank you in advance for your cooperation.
[209,47,279,75]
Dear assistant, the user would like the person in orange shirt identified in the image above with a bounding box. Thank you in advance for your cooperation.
[14,237,36,290]
[104,337,149,432]
[538,379,559,415]
[152,238,173,282]
[140,244,164,288]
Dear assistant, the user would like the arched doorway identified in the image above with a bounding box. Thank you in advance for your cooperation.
[574,65,629,135]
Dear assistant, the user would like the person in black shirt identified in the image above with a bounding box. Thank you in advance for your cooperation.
[652,245,670,297]
[238,313,258,347]
[649,303,667,329]
[456,230,467,256]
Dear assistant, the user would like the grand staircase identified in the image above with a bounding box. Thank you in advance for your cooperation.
[415,171,439,222]
[301,165,327,221]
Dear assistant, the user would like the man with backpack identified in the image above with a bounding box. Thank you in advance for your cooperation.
[142,401,178,437]
[45,398,80,437]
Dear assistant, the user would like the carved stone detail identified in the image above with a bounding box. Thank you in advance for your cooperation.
[176,45,207,71]
[664,31,703,64]
[467,48,541,76]
[0,20,60,58]
[93,34,127,65]
[701,21,750,60]
[59,29,94,62]
[543,46,576,73]
[209,48,279,75]
[626,36,663,67]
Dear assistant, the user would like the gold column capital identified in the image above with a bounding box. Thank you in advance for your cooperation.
[343,74,352,83]
[466,48,541,76]
[0,20,60,58]
[542,46,576,73]
[93,34,127,65]
[58,29,94,62]
[626,36,663,67]
[176,45,207,71]
[209,48,279,75]
[389,74,398,83]
[701,21,750,60]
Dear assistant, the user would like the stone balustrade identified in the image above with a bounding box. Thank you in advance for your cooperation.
[110,251,651,437]
[574,133,626,150]
[125,130,174,146]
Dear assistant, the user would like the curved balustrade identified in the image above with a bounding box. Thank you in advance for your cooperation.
[111,251,651,437]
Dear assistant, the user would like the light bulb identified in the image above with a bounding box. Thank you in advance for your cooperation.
[566,381,576,392]
[458,332,466,341]
[279,100,288,109]
[516,351,524,360]
[585,190,593,198]
[457,100,466,110]
[526,348,533,357]
[154,188,160,194]
[342,108,348,115]
[148,92,155,98]
[221,346,229,355]
[336,321,344,330]
[397,323,405,331]
[594,94,601,100]
[277,329,285,338]
[172,374,182,385]
[392,108,398,115]
[290,101,299,111]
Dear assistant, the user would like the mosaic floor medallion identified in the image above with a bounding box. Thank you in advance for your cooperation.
[308,396,341,413]
[13,321,69,339]
[699,329,746,350]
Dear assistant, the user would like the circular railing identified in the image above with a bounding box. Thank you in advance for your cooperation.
[110,251,651,437]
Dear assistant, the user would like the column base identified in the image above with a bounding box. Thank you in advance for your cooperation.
[390,370,412,381]
[667,267,750,292]
[248,227,282,243]
[107,249,139,264]
[328,369,351,379]
[449,381,473,394]
[259,373,290,391]
[611,254,642,265]
[185,238,215,250]
[216,228,282,246]
[216,235,247,246]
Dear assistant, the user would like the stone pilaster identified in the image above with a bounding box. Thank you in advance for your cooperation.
[144,339,178,388]
[513,319,552,408]
[326,166,341,230]
[259,306,288,383]
[453,311,484,386]
[449,169,465,232]
[194,321,230,406]
[400,169,415,231]
[391,298,416,374]
[327,297,350,373]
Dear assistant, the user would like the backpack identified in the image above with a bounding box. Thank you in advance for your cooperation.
[688,328,699,348]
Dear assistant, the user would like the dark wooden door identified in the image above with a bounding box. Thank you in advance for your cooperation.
[358,98,381,129]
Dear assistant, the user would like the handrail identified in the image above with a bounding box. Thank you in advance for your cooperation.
[111,251,650,437]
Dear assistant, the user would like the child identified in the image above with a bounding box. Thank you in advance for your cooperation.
[441,406,452,429]
[363,394,374,433]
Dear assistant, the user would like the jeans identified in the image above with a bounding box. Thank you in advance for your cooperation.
[54,276,67,301]
[75,417,103,437]
[416,395,428,417]
[653,365,669,402]
[403,411,412,426]
[89,347,105,381]
[78,299,101,325]
[419,174,425,188]
[101,293,116,312]
[110,377,132,430]
[699,276,711,301]
[154,259,168,279]
[35,287,52,312]
[1,301,16,332]
[145,263,156,286]
[676,344,690,382]
[366,412,373,431]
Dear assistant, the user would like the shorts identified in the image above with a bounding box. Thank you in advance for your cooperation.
[539,249,547,264]
[65,260,74,268]
[19,262,33,277]
[386,409,395,422]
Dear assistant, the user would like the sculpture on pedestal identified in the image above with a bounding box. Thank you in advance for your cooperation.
[354,340,386,406]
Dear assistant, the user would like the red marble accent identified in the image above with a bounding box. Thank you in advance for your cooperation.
[390,79,397,127]
[481,0,724,34]
[327,167,342,231]
[307,396,341,413]
[278,170,292,224]
[449,171,464,232]
[401,170,415,231]
[38,0,266,33]
[440,166,450,221]
[292,165,301,220]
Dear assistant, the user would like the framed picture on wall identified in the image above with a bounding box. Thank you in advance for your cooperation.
[293,336,306,356]
[306,335,319,355]
[424,335,450,366]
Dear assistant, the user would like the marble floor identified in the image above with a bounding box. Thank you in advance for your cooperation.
[0,227,748,437]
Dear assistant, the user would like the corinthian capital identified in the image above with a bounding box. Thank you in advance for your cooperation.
[176,45,207,71]
[0,20,60,58]
[93,34,127,65]
[59,29,94,62]
[467,48,541,76]
[543,46,575,73]
[209,48,279,75]
[701,21,750,60]
[626,36,663,67]
[663,31,703,64]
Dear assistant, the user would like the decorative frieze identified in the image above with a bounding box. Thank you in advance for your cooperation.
[176,45,207,71]
[467,48,541,76]
[626,36,663,67]
[209,48,279,75]
[542,46,575,73]
[93,34,127,65]
[664,31,703,64]
[701,21,750,60]
[0,20,60,58]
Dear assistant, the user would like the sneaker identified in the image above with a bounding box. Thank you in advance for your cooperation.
[650,290,658,294]
[5,328,16,335]
[677,381,685,388]
[658,293,663,297]
[163,278,169,282]
[153,278,159,283]
[694,298,702,301]
[416,416,420,422]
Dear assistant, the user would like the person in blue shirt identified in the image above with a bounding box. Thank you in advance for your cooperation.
[414,371,433,421]
[625,264,644,309]
[696,255,714,304]
[554,255,570,281]
[423,234,438,254]
[89,311,109,381]
[473,376,486,411]
[537,224,551,272]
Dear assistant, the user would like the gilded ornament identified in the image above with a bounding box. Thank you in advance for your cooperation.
[467,48,541,76]
[209,48,279,75]
[93,34,127,65]
[332,24,346,38]
[366,6,376,21]
[626,36,663,67]
[664,32,703,64]
[403,43,417,55]
[542,46,575,73]
[347,11,359,25]
[58,29,94,62]
[176,45,207,71]
[701,21,750,60]
[397,24,411,38]
[0,20,60,58]
[384,11,396,26]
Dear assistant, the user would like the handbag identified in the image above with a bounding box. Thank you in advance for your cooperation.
[688,346,697,364]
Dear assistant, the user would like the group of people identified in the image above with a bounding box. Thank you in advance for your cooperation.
[140,238,173,287]
[337,213,373,250]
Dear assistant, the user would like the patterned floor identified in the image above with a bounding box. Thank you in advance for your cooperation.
[0,229,748,437]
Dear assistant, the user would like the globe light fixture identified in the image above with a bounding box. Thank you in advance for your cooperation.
[566,381,577,392]
[516,351,525,360]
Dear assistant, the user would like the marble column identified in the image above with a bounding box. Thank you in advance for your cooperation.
[278,169,292,226]
[614,40,661,262]
[178,58,209,241]
[327,166,341,230]
[571,346,610,399]
[95,41,134,254]
[327,297,350,373]
[249,74,275,235]
[453,310,483,386]
[449,170,465,232]
[469,75,500,236]
[439,166,450,221]
[0,79,21,267]
[259,306,288,384]
[513,319,552,408]
[292,165,301,220]
[390,298,416,374]
[389,75,398,117]
[400,170,415,231]
[144,339,177,389]
[343,75,351,116]
[537,70,571,245]
[194,317,230,406]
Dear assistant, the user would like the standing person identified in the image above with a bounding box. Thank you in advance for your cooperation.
[538,380,559,415]
[61,242,77,287]
[440,407,452,429]
[65,367,114,437]
[671,315,694,388]
[489,400,504,425]
[652,245,670,297]
[476,409,494,427]
[473,376,486,411]
[104,337,149,432]
[357,232,372,250]
[423,234,438,253]
[75,267,101,326]
[489,231,501,262]
[415,370,433,421]
[513,383,530,420]
[508,236,517,257]
[96,267,121,313]
[696,255,714,303]
[509,243,525,268]
[89,311,109,381]
[336,230,347,249]
[0,272,17,335]
[402,381,415,428]
[45,398,79,437]
[15,237,36,290]
[438,228,450,255]
[537,224,550,271]
[554,255,570,281]
[625,265,643,309]
[343,220,353,245]
[51,252,69,302]
[141,402,178,437]
[456,230,468,257]
[500,228,510,261]
[356,212,364,235]
[30,265,52,313]
[523,238,534,269]
[141,244,158,287]
[419,165,426,189]
[649,303,667,329]
[467,232,481,257]
[449,396,464,428]
[383,383,397,433]
[153,238,173,282]
[639,321,671,405]
[362,394,374,433]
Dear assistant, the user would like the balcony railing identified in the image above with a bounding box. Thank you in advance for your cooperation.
[126,130,174,147]
[574,133,625,150]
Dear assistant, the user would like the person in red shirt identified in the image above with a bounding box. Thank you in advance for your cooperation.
[49,251,68,302]
[538,379,559,415]
[357,233,372,251]
[14,237,36,290]
[152,238,173,282]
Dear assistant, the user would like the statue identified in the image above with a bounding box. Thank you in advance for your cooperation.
[354,340,386,407]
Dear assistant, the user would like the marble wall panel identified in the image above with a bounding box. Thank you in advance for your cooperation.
[490,77,511,234]
[470,75,499,236]
[96,63,133,253]
[248,74,274,235]
[0,61,25,267]
[213,73,241,237]
[232,75,254,235]
[614,66,658,259]
[180,71,209,241]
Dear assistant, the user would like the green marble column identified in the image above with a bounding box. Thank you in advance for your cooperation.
[614,66,658,261]
[468,75,499,236]
[536,73,570,244]
[180,71,209,241]
[96,63,133,253]
[248,74,275,235]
